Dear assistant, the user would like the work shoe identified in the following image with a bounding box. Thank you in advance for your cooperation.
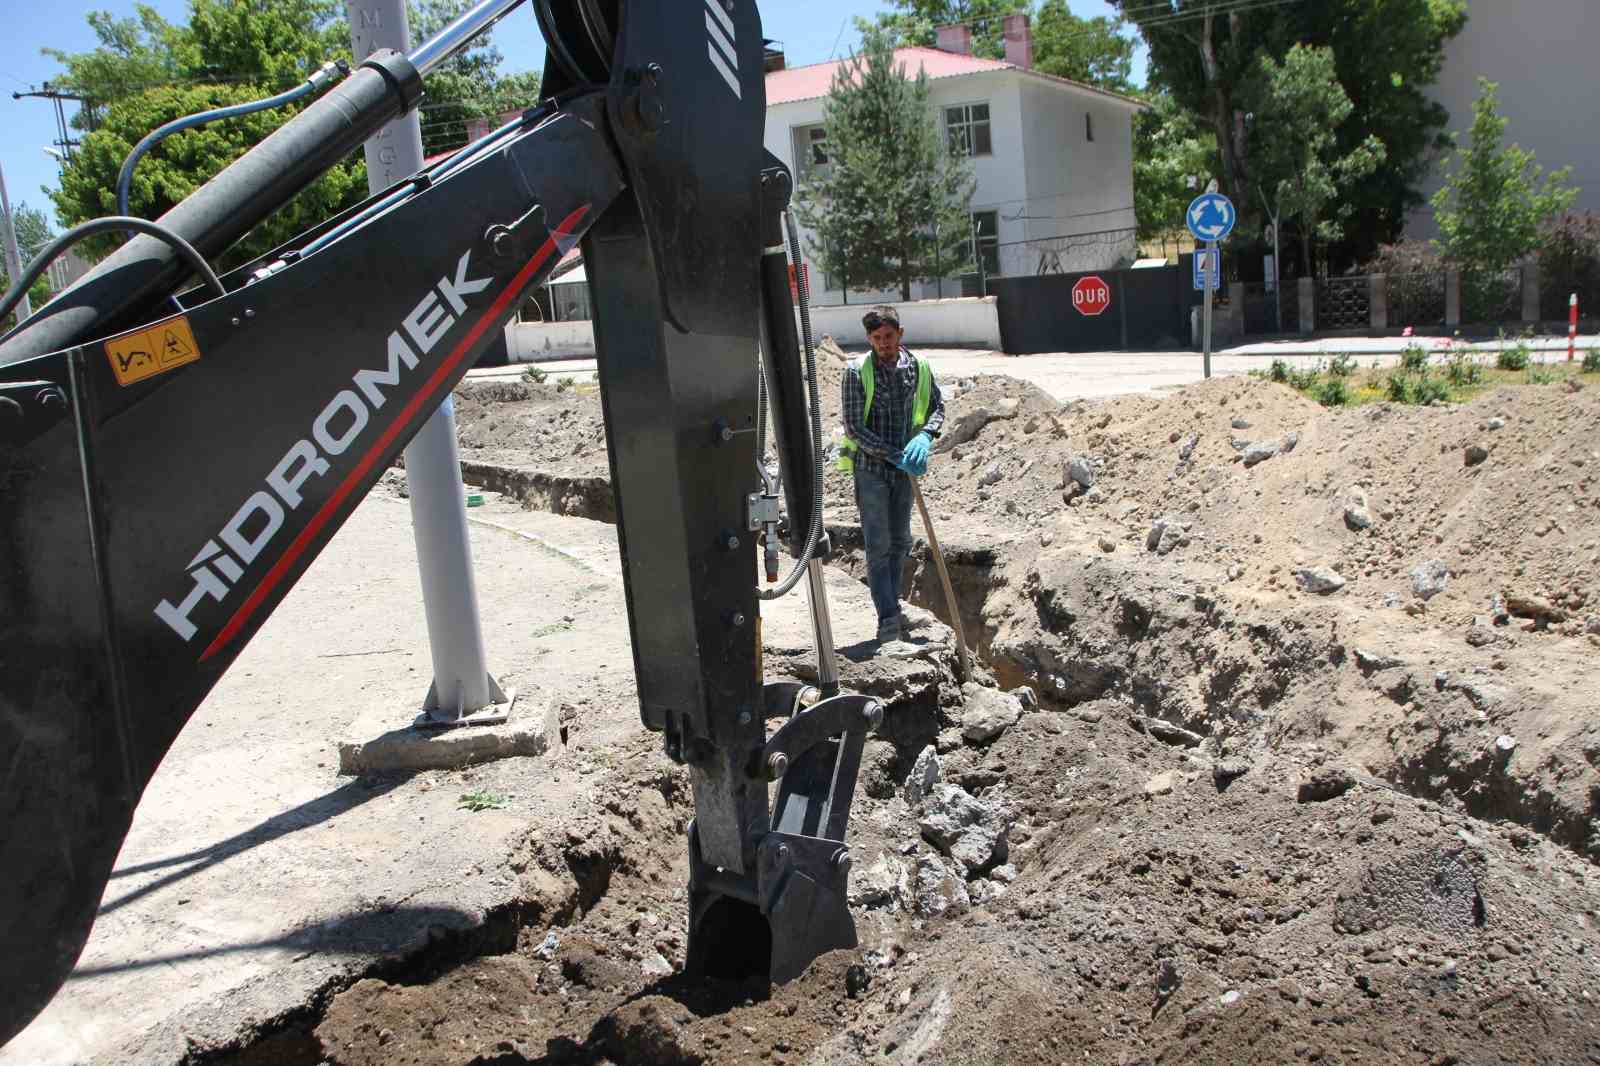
[876,616,902,643]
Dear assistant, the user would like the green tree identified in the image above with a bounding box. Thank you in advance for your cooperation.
[1249,45,1385,274]
[794,28,975,301]
[1133,90,1216,248]
[2,204,56,332]
[1432,78,1578,314]
[1111,0,1464,265]
[869,0,1135,92]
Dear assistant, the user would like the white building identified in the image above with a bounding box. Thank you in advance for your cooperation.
[764,16,1144,306]
[1409,0,1600,239]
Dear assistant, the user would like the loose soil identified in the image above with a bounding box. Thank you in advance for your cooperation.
[239,354,1600,1065]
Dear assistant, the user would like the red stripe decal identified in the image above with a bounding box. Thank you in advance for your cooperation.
[201,204,592,662]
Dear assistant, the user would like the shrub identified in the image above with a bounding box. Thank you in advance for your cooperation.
[1384,371,1413,403]
[1268,358,1291,383]
[1525,364,1557,385]
[1583,348,1600,372]
[1289,365,1320,391]
[1445,348,1483,386]
[1328,352,1357,377]
[555,376,572,393]
[524,365,548,384]
[1316,378,1349,406]
[1385,370,1452,406]
[1399,343,1429,371]
[1414,374,1452,405]
[1496,343,1529,371]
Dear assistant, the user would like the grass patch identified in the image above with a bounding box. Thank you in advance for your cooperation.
[523,365,548,384]
[459,789,509,812]
[1586,349,1600,373]
[532,620,574,638]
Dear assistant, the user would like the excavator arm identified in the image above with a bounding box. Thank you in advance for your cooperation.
[0,0,871,1046]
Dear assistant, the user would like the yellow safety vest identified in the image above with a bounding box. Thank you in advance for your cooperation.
[838,353,932,473]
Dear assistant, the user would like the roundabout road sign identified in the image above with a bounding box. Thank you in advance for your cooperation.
[1187,192,1236,243]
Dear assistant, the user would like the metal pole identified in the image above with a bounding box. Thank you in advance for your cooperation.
[1570,292,1578,361]
[803,559,841,698]
[1202,239,1215,379]
[347,0,508,724]
[0,163,33,322]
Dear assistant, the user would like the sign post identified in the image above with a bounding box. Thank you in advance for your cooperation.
[1186,192,1236,379]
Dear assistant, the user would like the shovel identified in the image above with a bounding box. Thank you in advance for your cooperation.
[910,477,971,681]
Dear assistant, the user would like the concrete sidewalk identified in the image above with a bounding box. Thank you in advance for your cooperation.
[471,333,1597,404]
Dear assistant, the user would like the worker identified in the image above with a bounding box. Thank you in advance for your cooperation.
[838,306,946,644]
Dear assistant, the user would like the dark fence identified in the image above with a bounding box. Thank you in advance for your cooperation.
[1316,276,1371,331]
[992,265,1193,353]
[1388,272,1446,328]
[1238,281,1297,335]
[1539,264,1600,326]
[1462,268,1522,323]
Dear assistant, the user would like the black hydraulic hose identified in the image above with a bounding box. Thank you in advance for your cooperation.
[0,216,224,336]
[758,211,827,600]
[117,62,347,217]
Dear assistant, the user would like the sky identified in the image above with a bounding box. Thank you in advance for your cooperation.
[0,0,1147,232]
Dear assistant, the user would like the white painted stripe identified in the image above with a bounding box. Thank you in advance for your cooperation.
[708,41,742,98]
[705,10,737,69]
[704,0,735,41]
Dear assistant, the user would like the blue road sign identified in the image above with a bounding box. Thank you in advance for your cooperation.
[1186,192,1236,242]
[1193,248,1220,291]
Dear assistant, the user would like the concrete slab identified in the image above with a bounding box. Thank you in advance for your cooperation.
[337,696,560,773]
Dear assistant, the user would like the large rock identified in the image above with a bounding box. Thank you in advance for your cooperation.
[850,852,910,909]
[912,854,970,916]
[1067,456,1097,489]
[960,683,1024,744]
[1410,560,1451,600]
[918,783,1013,876]
[901,745,942,805]
[1296,567,1347,594]
[1242,441,1280,467]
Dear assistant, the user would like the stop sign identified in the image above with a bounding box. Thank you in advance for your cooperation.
[1072,275,1112,316]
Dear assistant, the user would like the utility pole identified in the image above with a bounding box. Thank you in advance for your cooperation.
[13,85,89,161]
[0,162,32,322]
[346,0,512,727]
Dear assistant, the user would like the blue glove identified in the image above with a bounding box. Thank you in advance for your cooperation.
[900,432,932,477]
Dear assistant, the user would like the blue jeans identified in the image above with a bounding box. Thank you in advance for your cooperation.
[853,466,914,623]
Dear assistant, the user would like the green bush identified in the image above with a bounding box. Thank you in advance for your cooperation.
[1446,348,1483,386]
[524,365,548,384]
[1268,358,1291,383]
[1386,370,1452,406]
[1497,343,1530,370]
[556,376,572,393]
[1316,378,1350,406]
[1525,364,1557,384]
[1289,366,1321,391]
[1583,349,1600,372]
[1399,343,1429,371]
[1328,352,1357,377]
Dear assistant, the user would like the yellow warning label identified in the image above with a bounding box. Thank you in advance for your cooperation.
[105,316,202,387]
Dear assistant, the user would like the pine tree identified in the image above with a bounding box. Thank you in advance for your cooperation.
[794,28,975,301]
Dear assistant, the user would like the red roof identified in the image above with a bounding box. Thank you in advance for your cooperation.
[766,47,1009,106]
[765,45,1145,109]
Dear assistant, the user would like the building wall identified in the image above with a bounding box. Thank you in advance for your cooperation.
[766,68,1133,306]
[1015,79,1138,269]
[1410,0,1600,239]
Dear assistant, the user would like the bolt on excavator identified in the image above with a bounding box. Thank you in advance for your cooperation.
[0,0,879,1046]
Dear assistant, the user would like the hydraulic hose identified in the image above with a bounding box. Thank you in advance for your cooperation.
[757,210,827,601]
[117,61,347,218]
[0,216,224,337]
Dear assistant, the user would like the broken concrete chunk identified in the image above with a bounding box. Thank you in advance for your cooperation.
[1410,559,1451,600]
[1131,716,1204,748]
[850,852,910,909]
[979,462,1005,487]
[1353,647,1404,672]
[996,397,1021,418]
[1296,567,1347,594]
[1068,456,1097,489]
[901,745,942,806]
[1242,442,1280,467]
[960,683,1024,744]
[1297,765,1357,803]
[912,854,970,917]
[949,823,1008,872]
[1144,770,1176,797]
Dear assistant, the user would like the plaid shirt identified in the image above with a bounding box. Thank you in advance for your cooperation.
[842,348,945,480]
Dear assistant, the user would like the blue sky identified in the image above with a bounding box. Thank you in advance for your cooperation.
[1,0,1146,229]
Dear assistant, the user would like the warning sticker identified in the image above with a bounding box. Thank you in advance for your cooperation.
[105,316,202,387]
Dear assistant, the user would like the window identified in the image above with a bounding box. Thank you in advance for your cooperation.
[791,124,830,179]
[1085,111,1094,142]
[971,211,1000,278]
[945,103,992,157]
